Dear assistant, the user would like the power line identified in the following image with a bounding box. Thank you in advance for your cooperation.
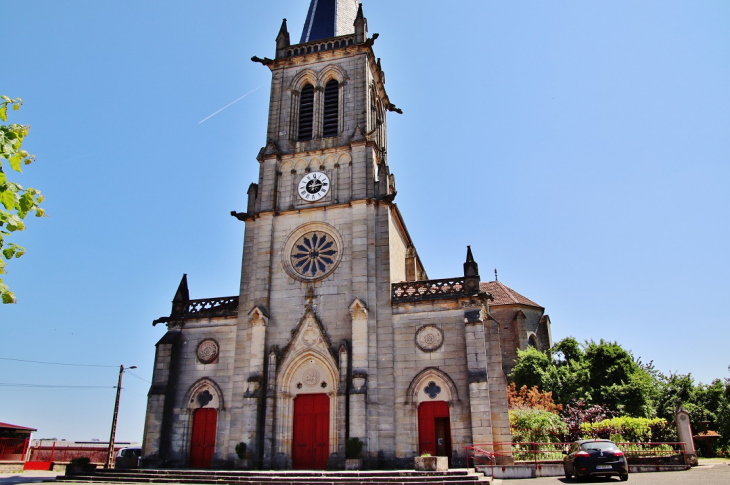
[0,357,118,368]
[126,371,150,384]
[0,383,114,389]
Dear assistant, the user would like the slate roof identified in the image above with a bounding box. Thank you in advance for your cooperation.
[480,281,542,308]
[300,0,361,43]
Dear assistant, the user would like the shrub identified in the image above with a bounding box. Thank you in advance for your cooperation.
[345,437,363,459]
[235,442,247,460]
[69,457,91,466]
[581,416,668,442]
[510,409,567,443]
[508,383,563,413]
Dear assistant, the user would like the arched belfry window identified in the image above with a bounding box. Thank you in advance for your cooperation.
[298,84,315,141]
[322,79,339,138]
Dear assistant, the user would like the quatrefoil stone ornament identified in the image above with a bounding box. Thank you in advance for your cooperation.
[424,381,442,399]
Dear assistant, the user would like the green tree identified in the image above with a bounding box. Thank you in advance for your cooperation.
[0,96,45,304]
[511,337,657,417]
[584,339,657,417]
[511,346,552,390]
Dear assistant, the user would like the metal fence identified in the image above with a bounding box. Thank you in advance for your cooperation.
[464,441,689,471]
[0,438,29,462]
[26,441,125,465]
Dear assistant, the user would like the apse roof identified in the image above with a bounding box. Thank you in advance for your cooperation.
[480,281,542,308]
[300,0,361,43]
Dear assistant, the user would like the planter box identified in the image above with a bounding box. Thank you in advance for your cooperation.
[64,463,97,476]
[414,456,448,471]
[235,458,253,470]
[345,458,363,470]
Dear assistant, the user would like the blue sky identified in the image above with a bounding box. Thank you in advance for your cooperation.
[2,1,729,442]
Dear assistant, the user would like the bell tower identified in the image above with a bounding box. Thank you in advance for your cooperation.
[232,0,406,469]
[245,0,398,218]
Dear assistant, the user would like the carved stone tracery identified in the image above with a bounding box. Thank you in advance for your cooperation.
[197,339,219,364]
[415,325,444,352]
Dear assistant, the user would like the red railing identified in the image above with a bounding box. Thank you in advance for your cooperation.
[614,442,688,458]
[26,441,126,465]
[464,441,689,474]
[0,438,29,462]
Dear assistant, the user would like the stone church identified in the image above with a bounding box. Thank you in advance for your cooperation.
[142,0,552,470]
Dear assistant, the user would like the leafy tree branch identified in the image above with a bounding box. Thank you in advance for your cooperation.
[0,96,45,304]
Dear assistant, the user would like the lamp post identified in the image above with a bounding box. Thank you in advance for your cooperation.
[104,364,136,469]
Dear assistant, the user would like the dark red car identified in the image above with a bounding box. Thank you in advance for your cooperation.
[563,439,629,481]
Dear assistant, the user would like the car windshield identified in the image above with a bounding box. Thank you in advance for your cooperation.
[582,442,619,451]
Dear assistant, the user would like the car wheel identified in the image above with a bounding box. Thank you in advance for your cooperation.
[620,473,629,481]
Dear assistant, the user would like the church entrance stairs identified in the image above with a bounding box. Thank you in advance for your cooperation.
[55,468,490,485]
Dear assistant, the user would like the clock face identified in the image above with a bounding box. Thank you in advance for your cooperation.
[298,172,330,202]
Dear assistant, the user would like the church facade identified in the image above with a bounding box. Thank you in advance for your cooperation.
[142,0,551,470]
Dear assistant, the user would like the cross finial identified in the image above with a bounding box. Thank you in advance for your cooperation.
[494,269,498,282]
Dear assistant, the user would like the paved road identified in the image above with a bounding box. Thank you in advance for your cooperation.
[2,466,729,484]
[493,463,730,485]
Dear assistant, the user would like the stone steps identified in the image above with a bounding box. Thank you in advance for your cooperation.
[56,469,488,485]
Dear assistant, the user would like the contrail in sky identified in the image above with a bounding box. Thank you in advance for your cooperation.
[198,84,265,124]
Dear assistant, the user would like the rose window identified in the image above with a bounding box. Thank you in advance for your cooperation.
[290,232,338,279]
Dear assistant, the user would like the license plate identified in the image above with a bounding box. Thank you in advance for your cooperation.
[596,465,612,470]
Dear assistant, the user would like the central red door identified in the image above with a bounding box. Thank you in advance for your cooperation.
[190,408,217,468]
[418,401,452,464]
[292,393,330,469]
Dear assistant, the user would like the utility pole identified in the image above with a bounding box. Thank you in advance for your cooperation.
[104,364,136,469]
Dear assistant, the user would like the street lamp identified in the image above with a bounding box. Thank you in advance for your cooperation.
[104,365,137,469]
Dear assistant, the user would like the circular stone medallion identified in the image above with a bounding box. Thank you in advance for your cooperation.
[415,325,444,352]
[197,339,219,364]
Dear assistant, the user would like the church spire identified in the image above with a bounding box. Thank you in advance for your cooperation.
[354,3,367,43]
[300,0,361,43]
[463,246,481,294]
[171,274,190,317]
[276,18,290,59]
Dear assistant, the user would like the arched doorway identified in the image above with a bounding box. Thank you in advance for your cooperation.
[292,393,330,469]
[274,312,340,470]
[408,370,457,466]
[186,380,221,469]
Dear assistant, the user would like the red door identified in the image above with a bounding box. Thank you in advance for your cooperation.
[190,408,217,468]
[418,401,451,463]
[292,393,330,469]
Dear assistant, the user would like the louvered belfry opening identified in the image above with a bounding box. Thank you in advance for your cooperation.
[322,79,339,138]
[298,84,315,141]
